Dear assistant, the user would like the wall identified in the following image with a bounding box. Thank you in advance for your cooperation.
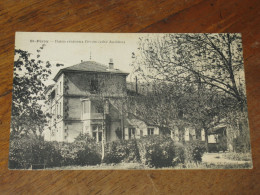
[65,97,82,120]
[124,126,159,140]
[64,72,127,97]
[64,122,83,142]
[50,121,64,142]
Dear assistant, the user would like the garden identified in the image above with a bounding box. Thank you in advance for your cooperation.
[9,134,209,169]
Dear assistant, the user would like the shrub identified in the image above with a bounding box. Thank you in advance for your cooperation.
[59,134,102,166]
[184,140,206,163]
[233,135,251,153]
[75,146,101,166]
[172,142,185,165]
[137,135,176,168]
[33,141,62,168]
[9,136,62,169]
[103,139,140,164]
[9,135,33,169]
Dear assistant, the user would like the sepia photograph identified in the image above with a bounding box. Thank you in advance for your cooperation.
[9,32,252,170]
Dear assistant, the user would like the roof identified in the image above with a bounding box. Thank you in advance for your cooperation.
[124,113,158,128]
[54,61,129,81]
[108,101,158,128]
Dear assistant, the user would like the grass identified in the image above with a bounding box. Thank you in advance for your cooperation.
[46,160,253,170]
[174,162,252,169]
[222,152,252,161]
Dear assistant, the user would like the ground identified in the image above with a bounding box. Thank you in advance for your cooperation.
[46,152,253,170]
[202,152,252,165]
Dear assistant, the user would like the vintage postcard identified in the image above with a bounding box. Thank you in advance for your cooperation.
[9,32,252,169]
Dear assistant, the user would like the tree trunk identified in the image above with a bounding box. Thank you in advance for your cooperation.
[204,128,209,152]
[101,138,105,162]
[101,114,106,162]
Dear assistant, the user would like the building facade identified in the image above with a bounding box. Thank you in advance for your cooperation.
[44,60,159,142]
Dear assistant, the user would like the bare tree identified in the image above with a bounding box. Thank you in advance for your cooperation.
[133,33,246,107]
[131,33,248,151]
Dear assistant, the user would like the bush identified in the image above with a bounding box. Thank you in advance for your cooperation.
[9,133,102,169]
[137,135,176,168]
[233,135,251,153]
[75,146,101,165]
[172,142,185,165]
[9,136,62,169]
[103,139,140,164]
[184,141,206,163]
[59,134,102,166]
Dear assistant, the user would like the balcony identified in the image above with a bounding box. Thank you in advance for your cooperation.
[82,112,103,120]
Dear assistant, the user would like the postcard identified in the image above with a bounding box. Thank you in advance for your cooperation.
[9,32,252,169]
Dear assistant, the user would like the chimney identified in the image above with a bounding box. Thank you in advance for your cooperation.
[109,58,114,69]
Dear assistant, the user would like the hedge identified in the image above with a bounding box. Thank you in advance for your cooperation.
[9,134,206,169]
[103,139,140,164]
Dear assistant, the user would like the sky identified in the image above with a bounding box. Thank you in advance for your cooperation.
[15,32,143,84]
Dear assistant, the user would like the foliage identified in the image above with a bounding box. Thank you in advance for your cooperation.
[172,142,185,165]
[233,134,251,153]
[137,135,176,168]
[130,33,249,151]
[75,146,101,166]
[184,141,206,163]
[11,47,63,137]
[133,33,245,104]
[74,134,102,165]
[59,133,102,166]
[9,133,209,169]
[9,133,103,168]
[103,139,140,164]
[9,136,62,169]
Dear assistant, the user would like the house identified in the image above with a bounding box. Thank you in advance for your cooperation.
[171,124,228,152]
[124,113,159,140]
[44,59,159,142]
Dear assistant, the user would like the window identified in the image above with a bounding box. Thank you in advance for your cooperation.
[148,128,154,135]
[60,81,62,94]
[90,78,99,92]
[59,102,62,116]
[98,132,102,142]
[128,128,136,139]
[91,100,104,113]
[83,101,90,113]
[51,90,55,99]
[57,84,59,96]
[92,124,103,142]
[95,104,104,113]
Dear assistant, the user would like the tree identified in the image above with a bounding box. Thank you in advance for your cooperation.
[133,33,246,107]
[11,45,63,137]
[131,33,248,151]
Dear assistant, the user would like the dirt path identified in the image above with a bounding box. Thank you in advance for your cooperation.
[202,153,251,165]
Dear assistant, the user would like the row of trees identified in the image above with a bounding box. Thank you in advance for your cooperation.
[10,34,250,154]
[130,33,249,151]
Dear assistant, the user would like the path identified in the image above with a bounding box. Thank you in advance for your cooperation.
[202,153,251,165]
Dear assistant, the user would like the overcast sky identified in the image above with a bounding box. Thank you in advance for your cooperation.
[15,32,144,84]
